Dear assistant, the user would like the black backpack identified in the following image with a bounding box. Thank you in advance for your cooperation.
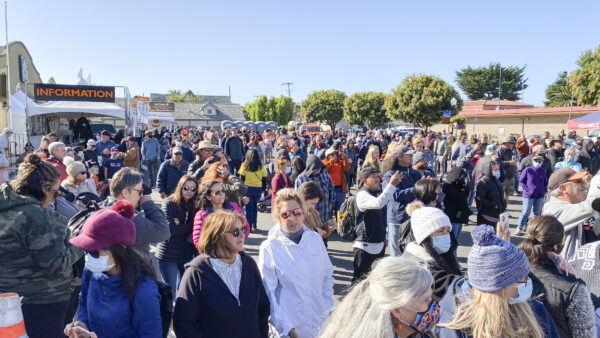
[68,201,102,280]
[337,196,358,241]
[84,273,173,338]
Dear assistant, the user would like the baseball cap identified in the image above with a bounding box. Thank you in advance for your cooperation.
[87,139,96,146]
[359,165,381,180]
[325,148,336,157]
[110,146,119,154]
[412,151,426,165]
[548,168,588,190]
[172,147,183,154]
[395,145,415,157]
[101,130,111,136]
[503,135,516,144]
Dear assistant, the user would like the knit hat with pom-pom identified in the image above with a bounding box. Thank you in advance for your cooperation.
[69,200,136,251]
[467,225,530,292]
[64,156,87,179]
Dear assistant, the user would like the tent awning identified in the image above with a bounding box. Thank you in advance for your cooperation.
[36,100,125,119]
[567,110,600,130]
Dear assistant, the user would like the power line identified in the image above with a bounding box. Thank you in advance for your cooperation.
[282,82,293,97]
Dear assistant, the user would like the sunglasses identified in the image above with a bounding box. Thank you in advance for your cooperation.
[173,153,183,156]
[211,189,224,196]
[280,208,302,219]
[183,186,197,192]
[227,227,248,238]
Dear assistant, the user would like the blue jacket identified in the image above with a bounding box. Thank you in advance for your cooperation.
[434,276,559,338]
[77,268,162,338]
[96,140,116,162]
[165,146,194,164]
[383,165,420,225]
[141,137,160,161]
[157,159,190,195]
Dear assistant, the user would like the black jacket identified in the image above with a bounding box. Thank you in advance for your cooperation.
[530,263,585,338]
[576,139,597,174]
[475,159,506,219]
[546,148,564,170]
[155,198,196,262]
[443,167,472,224]
[173,252,270,338]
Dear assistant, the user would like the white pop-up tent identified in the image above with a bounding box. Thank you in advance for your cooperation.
[36,100,125,119]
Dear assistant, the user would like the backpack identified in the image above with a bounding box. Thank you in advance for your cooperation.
[84,272,173,338]
[68,201,102,280]
[337,196,357,241]
[97,179,111,200]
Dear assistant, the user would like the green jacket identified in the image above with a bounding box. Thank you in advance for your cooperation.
[0,183,83,304]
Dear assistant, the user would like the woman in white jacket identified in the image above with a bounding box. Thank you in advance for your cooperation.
[259,188,334,338]
[61,157,98,210]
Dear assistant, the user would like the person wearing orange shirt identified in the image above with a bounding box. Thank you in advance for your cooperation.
[322,147,351,217]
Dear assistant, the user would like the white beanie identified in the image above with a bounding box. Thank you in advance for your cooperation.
[410,206,452,244]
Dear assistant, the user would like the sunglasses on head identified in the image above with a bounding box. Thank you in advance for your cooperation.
[280,208,302,219]
[227,227,248,238]
[183,186,197,192]
[211,189,224,196]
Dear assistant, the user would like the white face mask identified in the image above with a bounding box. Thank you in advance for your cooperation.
[285,166,292,174]
[85,253,115,273]
[432,234,451,254]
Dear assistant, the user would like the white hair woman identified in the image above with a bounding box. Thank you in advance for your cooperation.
[554,147,582,172]
[320,256,437,338]
[258,188,334,338]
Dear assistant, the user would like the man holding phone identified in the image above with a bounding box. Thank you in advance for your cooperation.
[383,145,422,256]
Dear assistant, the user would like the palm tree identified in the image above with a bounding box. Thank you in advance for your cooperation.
[167,90,184,102]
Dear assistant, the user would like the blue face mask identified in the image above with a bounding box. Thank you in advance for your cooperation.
[493,170,501,179]
[566,155,574,162]
[509,279,533,304]
[533,162,542,169]
[432,234,451,254]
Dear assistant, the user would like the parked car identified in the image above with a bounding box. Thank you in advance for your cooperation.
[301,124,326,136]
[90,123,117,138]
[585,129,600,143]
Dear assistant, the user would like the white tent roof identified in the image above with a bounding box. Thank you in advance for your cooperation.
[37,100,125,119]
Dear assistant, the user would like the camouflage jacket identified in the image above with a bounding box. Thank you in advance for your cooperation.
[0,184,83,304]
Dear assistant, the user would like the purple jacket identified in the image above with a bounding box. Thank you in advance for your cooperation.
[519,166,548,198]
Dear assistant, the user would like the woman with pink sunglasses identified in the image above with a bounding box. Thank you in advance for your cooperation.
[258,188,334,338]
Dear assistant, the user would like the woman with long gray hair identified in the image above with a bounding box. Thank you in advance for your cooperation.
[319,256,438,338]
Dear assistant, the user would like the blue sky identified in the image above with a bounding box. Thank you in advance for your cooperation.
[9,0,600,106]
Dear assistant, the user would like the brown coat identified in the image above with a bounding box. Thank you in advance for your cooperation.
[303,207,333,238]
[120,142,140,169]
[516,138,530,158]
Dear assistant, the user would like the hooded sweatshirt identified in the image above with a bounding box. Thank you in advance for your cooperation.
[475,158,506,219]
[294,155,335,222]
[0,183,83,304]
[443,167,472,224]
[575,139,596,173]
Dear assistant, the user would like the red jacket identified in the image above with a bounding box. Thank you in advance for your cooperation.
[46,157,68,183]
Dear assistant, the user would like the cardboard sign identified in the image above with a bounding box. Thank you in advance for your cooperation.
[34,83,115,102]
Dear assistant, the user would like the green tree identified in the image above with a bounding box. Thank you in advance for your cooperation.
[456,63,528,101]
[244,95,295,125]
[300,89,347,130]
[569,45,600,106]
[166,89,184,102]
[183,90,202,103]
[385,74,462,129]
[273,95,295,125]
[343,92,389,127]
[48,76,56,84]
[544,71,574,107]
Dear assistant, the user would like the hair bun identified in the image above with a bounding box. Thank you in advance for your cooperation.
[112,200,136,219]
[471,224,496,245]
[25,154,42,165]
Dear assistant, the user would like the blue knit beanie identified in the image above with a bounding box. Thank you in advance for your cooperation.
[467,225,530,292]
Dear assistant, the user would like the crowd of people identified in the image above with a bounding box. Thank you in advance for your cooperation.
[2,123,600,337]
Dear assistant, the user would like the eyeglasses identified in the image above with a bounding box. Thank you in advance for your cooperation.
[130,188,143,196]
[183,186,197,192]
[211,189,224,196]
[173,153,183,156]
[280,208,303,219]
[514,277,531,287]
[227,227,248,238]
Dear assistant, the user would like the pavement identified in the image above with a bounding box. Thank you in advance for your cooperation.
[152,184,527,304]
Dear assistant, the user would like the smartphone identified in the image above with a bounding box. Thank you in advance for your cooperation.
[73,326,91,335]
[499,212,510,233]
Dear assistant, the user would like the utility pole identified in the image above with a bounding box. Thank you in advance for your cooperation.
[281,82,293,97]
[496,66,502,111]
[5,0,10,128]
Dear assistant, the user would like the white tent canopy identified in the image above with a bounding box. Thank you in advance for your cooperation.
[37,100,125,119]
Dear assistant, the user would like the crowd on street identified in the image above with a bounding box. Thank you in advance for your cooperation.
[3,123,600,337]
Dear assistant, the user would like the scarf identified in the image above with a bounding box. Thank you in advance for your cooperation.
[547,251,579,278]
